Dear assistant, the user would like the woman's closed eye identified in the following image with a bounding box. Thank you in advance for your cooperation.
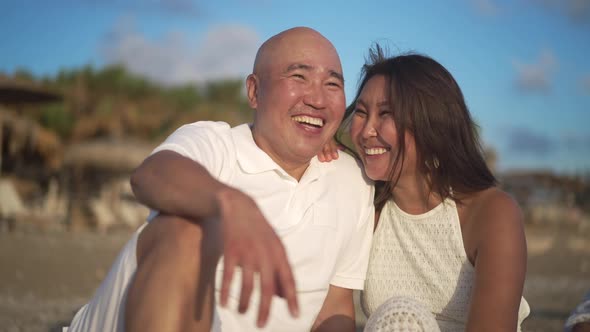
[353,109,367,118]
[379,110,392,118]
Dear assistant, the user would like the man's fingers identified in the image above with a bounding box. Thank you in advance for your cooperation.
[220,255,237,307]
[256,266,275,327]
[238,264,254,313]
[275,251,299,318]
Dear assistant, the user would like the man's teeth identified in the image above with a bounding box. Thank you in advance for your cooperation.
[365,148,388,155]
[292,115,324,127]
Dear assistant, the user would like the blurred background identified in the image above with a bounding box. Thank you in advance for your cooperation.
[0,0,588,331]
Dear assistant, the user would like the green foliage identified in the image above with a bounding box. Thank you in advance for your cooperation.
[204,79,245,104]
[93,65,155,98]
[53,65,155,99]
[164,85,201,111]
[39,103,74,139]
[13,68,35,82]
[7,64,255,142]
[55,68,78,86]
[96,97,114,116]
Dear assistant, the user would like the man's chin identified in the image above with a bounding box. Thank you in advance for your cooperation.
[294,147,325,162]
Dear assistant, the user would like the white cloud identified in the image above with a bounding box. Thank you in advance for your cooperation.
[101,18,260,85]
[470,0,590,23]
[502,125,555,155]
[580,74,590,94]
[529,0,590,23]
[470,0,501,16]
[512,49,558,94]
[157,0,200,16]
[76,0,202,17]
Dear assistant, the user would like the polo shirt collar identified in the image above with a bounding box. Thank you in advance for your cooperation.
[231,123,323,182]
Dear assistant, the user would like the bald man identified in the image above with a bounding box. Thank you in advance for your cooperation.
[66,27,374,332]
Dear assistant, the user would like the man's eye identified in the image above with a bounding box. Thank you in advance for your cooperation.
[292,74,305,79]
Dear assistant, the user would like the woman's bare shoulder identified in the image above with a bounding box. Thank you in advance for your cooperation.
[461,187,525,258]
[465,187,523,226]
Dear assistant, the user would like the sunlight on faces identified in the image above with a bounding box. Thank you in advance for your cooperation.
[350,75,418,182]
[248,28,346,170]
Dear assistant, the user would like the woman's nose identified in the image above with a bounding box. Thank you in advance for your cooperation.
[362,122,378,139]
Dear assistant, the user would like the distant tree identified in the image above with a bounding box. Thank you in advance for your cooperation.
[94,65,156,99]
[13,68,35,82]
[483,145,498,175]
[9,64,257,142]
[39,103,74,139]
[164,84,201,111]
[204,79,245,104]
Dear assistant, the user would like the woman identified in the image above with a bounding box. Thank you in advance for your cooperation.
[324,46,530,331]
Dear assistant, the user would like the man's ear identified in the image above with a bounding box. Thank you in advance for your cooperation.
[246,74,258,109]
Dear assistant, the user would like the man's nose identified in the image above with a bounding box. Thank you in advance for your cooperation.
[302,81,327,109]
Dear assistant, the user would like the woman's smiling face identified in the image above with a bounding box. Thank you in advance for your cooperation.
[349,74,416,182]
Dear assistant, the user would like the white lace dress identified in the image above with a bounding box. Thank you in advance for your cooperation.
[362,199,530,331]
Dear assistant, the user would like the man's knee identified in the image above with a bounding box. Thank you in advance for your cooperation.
[136,214,222,269]
[126,215,220,332]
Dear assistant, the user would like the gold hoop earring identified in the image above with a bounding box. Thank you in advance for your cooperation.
[426,157,440,170]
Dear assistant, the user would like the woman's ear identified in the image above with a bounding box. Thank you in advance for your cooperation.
[246,74,258,109]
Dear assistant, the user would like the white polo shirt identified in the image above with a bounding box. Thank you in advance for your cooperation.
[152,121,375,331]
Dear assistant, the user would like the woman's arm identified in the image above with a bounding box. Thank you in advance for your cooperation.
[311,285,356,332]
[465,189,527,332]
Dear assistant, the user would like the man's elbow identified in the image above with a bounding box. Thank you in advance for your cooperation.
[129,166,144,198]
[130,154,162,202]
[130,165,149,204]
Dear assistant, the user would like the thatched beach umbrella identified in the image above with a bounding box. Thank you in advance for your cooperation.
[0,79,62,104]
[63,140,153,174]
[0,80,63,175]
[62,139,154,230]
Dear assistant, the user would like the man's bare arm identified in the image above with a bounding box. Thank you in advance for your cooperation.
[131,150,228,219]
[130,149,299,326]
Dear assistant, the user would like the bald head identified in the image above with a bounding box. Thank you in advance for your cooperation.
[252,27,342,77]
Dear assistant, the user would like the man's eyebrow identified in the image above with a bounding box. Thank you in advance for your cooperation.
[284,63,344,84]
[285,63,312,72]
[328,70,344,84]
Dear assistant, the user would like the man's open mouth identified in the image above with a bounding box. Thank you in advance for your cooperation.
[292,115,324,128]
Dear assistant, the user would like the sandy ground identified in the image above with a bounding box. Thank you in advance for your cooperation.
[0,223,588,332]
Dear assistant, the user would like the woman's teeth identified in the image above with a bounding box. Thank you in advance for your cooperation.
[365,148,388,155]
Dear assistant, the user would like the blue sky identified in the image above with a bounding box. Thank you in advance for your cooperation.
[2,0,589,174]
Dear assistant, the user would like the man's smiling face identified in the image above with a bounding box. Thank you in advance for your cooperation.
[247,28,346,171]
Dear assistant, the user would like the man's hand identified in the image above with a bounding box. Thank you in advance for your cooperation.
[215,187,299,327]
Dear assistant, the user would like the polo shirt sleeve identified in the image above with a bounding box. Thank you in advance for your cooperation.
[330,186,375,290]
[149,121,235,180]
[145,121,236,222]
